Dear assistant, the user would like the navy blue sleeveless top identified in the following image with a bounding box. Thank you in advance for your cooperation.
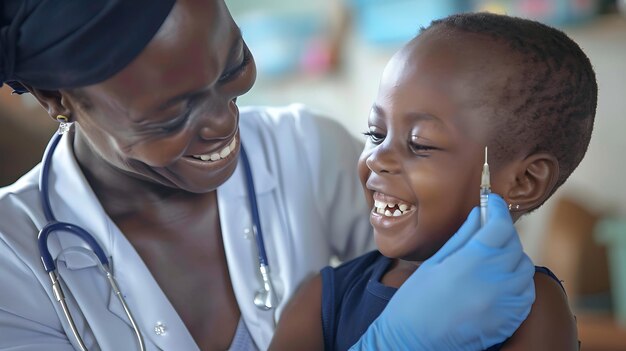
[321,250,564,351]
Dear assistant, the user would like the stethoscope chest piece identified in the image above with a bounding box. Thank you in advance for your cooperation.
[254,288,274,311]
[253,261,275,310]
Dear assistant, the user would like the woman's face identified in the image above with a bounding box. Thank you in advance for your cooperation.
[66,0,256,193]
[358,31,515,262]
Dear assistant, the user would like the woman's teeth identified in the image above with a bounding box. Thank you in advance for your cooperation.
[374,200,415,217]
[192,138,237,162]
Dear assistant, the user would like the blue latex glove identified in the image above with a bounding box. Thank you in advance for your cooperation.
[351,194,535,351]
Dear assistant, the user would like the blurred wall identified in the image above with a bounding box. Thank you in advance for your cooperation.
[0,89,55,186]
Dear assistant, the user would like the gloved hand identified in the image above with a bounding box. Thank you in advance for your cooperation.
[351,194,535,351]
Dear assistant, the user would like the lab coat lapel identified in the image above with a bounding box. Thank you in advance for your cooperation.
[56,261,136,350]
[104,223,200,351]
[218,144,280,350]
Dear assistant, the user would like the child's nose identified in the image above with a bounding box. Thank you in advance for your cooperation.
[366,143,401,175]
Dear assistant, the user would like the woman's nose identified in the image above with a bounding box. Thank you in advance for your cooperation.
[198,98,238,140]
[366,142,402,175]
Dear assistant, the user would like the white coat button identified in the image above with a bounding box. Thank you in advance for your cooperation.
[154,322,167,336]
[244,228,251,239]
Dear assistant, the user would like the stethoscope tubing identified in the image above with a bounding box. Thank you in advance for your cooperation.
[240,145,276,311]
[39,132,62,222]
[37,133,110,272]
[239,146,270,267]
[38,221,109,272]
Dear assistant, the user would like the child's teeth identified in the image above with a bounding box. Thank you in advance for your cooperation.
[373,194,415,217]
[200,155,211,161]
[210,153,220,161]
[230,138,237,151]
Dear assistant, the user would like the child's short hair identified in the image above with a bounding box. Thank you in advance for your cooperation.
[422,12,597,199]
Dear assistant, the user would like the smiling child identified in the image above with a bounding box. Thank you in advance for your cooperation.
[269,12,596,351]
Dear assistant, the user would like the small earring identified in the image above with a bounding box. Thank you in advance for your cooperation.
[508,203,520,211]
[56,115,72,135]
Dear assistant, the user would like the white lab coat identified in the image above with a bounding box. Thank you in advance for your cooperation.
[0,105,374,351]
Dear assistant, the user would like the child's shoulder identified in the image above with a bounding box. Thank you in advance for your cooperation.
[501,267,579,350]
[321,250,390,294]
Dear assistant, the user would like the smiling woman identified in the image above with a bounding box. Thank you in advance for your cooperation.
[0,1,536,350]
[56,1,256,195]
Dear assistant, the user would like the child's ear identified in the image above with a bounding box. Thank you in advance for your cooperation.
[505,153,559,213]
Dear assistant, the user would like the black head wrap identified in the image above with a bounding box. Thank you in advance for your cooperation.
[0,0,176,94]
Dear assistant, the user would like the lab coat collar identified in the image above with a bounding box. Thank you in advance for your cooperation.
[45,134,277,269]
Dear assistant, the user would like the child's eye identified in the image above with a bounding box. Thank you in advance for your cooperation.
[409,142,436,155]
[363,130,385,144]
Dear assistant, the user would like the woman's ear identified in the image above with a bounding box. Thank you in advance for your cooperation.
[506,153,560,213]
[24,85,73,122]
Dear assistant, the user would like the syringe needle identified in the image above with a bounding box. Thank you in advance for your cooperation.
[480,146,490,227]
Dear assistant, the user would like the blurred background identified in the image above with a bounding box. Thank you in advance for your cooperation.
[1,0,625,349]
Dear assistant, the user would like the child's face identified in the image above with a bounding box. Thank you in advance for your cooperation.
[358,31,513,262]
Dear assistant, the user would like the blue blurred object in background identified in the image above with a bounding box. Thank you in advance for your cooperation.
[350,0,602,47]
[350,0,472,45]
[596,218,626,326]
[238,13,325,77]
[474,0,602,26]
[229,0,338,79]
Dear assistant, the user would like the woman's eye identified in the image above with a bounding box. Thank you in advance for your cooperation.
[218,47,252,83]
[363,130,385,144]
[156,106,192,133]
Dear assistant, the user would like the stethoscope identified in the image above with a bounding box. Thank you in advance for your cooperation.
[37,126,275,351]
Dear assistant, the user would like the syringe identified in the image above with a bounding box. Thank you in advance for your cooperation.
[480,146,490,227]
